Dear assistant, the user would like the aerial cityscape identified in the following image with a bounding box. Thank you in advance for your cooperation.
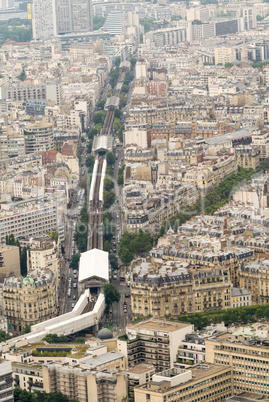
[2,0,269,401]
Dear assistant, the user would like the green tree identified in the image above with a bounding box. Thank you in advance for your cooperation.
[103,283,121,310]
[49,230,58,243]
[106,151,115,166]
[18,69,26,81]
[113,118,121,132]
[87,128,97,139]
[121,84,129,94]
[130,57,137,69]
[104,191,116,210]
[92,111,106,125]
[104,177,114,191]
[23,324,31,334]
[86,155,95,168]
[114,56,121,67]
[69,253,81,270]
[96,99,106,110]
[93,15,106,30]
[114,109,123,119]
[119,94,127,109]
[104,240,111,252]
[109,254,119,270]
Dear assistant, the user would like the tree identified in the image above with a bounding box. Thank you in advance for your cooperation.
[104,240,111,252]
[130,57,137,69]
[20,246,29,276]
[103,283,120,310]
[87,128,97,140]
[113,118,121,132]
[123,70,134,85]
[14,387,78,402]
[96,99,106,110]
[109,254,119,270]
[106,151,115,166]
[121,84,129,94]
[86,155,95,168]
[117,166,124,186]
[49,230,58,243]
[23,324,31,334]
[18,69,26,81]
[92,111,106,125]
[104,177,114,191]
[69,253,81,270]
[114,56,121,67]
[114,109,122,119]
[119,94,127,109]
[93,15,106,30]
[104,191,116,210]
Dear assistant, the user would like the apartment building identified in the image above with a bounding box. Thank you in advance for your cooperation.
[134,365,232,402]
[205,327,269,397]
[117,320,193,373]
[235,146,260,170]
[130,260,232,318]
[0,245,21,280]
[3,268,57,333]
[239,260,269,304]
[24,122,54,154]
[27,239,61,289]
[124,363,155,399]
[251,129,269,161]
[0,360,13,402]
[231,287,252,308]
[43,363,127,402]
[13,362,43,393]
[214,46,237,66]
[0,198,59,244]
[0,84,46,102]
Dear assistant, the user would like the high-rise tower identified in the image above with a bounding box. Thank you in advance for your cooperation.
[55,0,72,34]
[32,0,57,40]
[71,0,93,32]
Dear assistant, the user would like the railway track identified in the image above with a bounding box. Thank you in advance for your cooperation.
[88,87,118,250]
[91,155,104,249]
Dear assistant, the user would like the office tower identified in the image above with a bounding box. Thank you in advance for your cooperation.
[72,0,93,32]
[0,0,14,10]
[55,0,72,34]
[32,0,57,40]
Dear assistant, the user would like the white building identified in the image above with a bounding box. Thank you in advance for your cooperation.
[231,288,252,308]
[0,198,60,243]
[252,130,269,161]
[32,0,57,40]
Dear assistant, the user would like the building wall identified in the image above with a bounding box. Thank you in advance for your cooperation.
[3,270,57,333]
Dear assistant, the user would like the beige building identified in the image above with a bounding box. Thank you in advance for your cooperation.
[125,363,155,399]
[214,46,236,65]
[43,363,127,402]
[205,326,269,397]
[13,362,43,392]
[0,245,21,281]
[235,146,260,170]
[117,320,193,373]
[27,239,61,290]
[239,260,269,304]
[130,260,232,318]
[3,269,57,333]
[134,365,233,402]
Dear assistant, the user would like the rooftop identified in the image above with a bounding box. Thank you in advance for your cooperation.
[128,319,192,333]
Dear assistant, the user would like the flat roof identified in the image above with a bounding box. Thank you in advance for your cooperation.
[79,249,109,283]
[129,320,192,332]
[125,363,155,375]
[82,351,124,370]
